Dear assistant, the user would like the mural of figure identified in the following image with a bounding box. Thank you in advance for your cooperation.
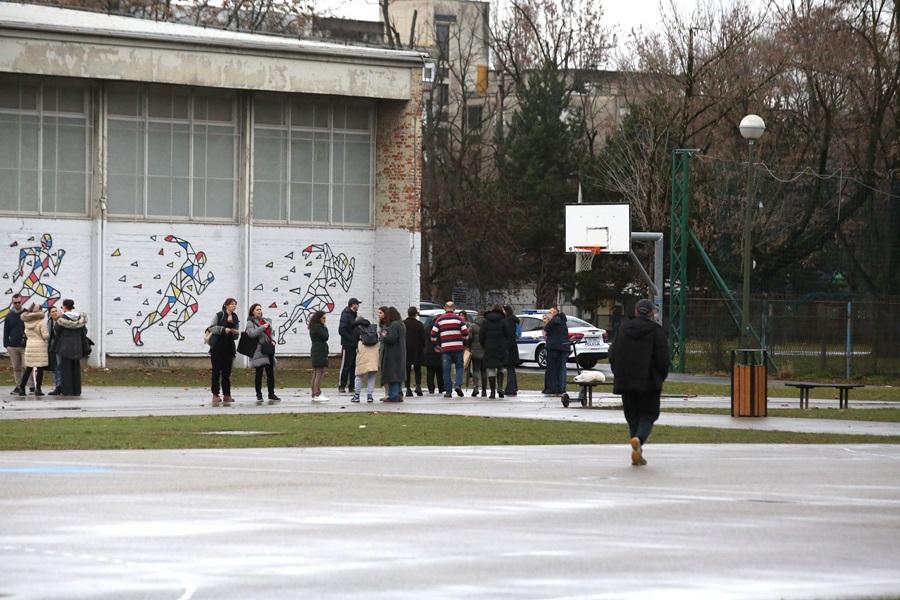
[277,243,354,343]
[131,235,215,346]
[0,233,65,321]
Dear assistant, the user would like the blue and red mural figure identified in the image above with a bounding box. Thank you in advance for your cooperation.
[0,233,66,321]
[131,235,215,346]
[276,243,355,343]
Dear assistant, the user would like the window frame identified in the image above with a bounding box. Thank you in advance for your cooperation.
[0,76,92,218]
[250,94,375,228]
[104,84,239,223]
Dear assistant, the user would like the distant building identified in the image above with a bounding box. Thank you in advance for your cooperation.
[0,2,426,365]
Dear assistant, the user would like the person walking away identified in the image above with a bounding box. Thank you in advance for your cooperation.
[378,306,406,402]
[404,307,425,397]
[17,304,49,396]
[246,303,281,405]
[609,299,669,466]
[308,310,330,402]
[4,293,26,394]
[206,298,240,407]
[502,305,520,396]
[466,311,486,397]
[430,301,467,398]
[46,306,63,395]
[479,304,511,398]
[352,315,379,402]
[54,299,87,397]
[544,306,570,401]
[337,298,361,393]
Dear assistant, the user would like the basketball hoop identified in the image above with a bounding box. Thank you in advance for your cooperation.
[574,245,604,272]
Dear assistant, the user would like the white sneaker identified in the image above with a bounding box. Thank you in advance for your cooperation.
[312,395,329,403]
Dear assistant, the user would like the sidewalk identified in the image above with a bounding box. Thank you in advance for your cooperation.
[2,386,899,437]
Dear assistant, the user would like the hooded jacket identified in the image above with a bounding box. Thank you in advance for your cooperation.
[608,316,669,394]
[354,317,379,375]
[544,312,570,352]
[479,309,511,368]
[22,310,49,368]
[55,311,87,361]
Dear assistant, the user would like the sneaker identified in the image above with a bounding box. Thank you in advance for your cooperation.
[443,393,452,398]
[256,397,264,406]
[312,395,329,403]
[222,395,234,407]
[48,388,61,396]
[454,387,463,397]
[351,397,360,403]
[405,389,413,397]
[630,437,645,466]
[211,393,222,407]
[267,396,281,405]
[338,387,346,394]
[366,397,374,403]
[471,389,479,397]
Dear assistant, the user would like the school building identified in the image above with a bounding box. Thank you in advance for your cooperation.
[0,3,425,365]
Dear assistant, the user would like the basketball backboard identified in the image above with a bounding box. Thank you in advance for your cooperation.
[565,204,630,254]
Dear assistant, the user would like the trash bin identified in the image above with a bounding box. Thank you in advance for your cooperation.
[731,349,768,417]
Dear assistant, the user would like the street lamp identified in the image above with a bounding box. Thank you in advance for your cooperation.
[739,114,765,346]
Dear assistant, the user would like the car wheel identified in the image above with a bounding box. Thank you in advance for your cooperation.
[576,356,598,370]
[536,346,547,369]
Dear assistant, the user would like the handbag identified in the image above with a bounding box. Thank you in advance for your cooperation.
[463,348,472,370]
[81,330,94,357]
[237,332,257,357]
[203,329,213,345]
[260,339,276,356]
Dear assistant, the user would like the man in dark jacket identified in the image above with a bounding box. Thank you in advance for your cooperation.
[609,299,669,466]
[4,293,26,394]
[404,307,425,397]
[337,297,361,393]
[543,306,569,399]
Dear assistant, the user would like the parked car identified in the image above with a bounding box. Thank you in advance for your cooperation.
[515,311,609,370]
[419,301,442,311]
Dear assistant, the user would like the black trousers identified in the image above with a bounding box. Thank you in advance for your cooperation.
[255,363,275,397]
[60,358,81,396]
[210,356,233,396]
[339,346,357,389]
[504,366,518,394]
[405,363,422,390]
[426,365,444,393]
[20,366,44,392]
[622,391,661,445]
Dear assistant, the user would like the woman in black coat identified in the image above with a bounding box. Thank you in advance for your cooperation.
[478,304,510,398]
[403,306,425,397]
[502,305,520,396]
[206,298,240,407]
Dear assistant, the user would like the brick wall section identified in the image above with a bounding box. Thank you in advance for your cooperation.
[374,69,423,232]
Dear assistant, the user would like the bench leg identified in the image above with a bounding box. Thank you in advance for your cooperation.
[840,390,848,409]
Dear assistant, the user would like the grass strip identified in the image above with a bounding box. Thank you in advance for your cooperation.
[0,413,898,451]
[664,407,900,422]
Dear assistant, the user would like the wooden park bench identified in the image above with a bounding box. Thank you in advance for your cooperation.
[783,382,865,409]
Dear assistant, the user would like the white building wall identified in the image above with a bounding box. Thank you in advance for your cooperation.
[0,217,417,361]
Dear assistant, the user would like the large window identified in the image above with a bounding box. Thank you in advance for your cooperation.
[0,80,90,215]
[252,96,374,226]
[107,86,237,220]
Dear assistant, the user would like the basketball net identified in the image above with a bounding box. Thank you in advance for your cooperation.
[574,245,604,272]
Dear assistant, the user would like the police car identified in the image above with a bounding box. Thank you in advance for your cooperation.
[515,310,609,369]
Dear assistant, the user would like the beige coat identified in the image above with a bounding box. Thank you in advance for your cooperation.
[355,340,379,375]
[22,311,49,368]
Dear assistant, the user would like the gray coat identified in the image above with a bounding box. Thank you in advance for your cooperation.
[246,317,276,368]
[379,319,406,385]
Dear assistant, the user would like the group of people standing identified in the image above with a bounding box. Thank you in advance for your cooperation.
[4,294,89,397]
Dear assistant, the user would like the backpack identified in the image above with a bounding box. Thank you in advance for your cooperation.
[360,323,379,346]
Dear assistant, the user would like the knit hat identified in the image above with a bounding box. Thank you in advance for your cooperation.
[636,299,655,316]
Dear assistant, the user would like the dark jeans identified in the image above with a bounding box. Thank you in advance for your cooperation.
[441,350,464,392]
[504,366,518,394]
[60,358,81,396]
[210,356,233,396]
[405,363,422,391]
[339,346,357,389]
[255,363,275,397]
[545,349,568,394]
[426,365,444,393]
[622,391,661,445]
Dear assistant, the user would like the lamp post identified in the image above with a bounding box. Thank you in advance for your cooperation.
[738,114,765,346]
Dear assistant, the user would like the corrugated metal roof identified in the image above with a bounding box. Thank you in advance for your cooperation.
[0,2,426,64]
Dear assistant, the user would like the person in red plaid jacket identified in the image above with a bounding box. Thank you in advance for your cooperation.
[430,301,468,398]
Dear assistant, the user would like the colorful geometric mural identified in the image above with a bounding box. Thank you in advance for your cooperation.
[0,233,66,321]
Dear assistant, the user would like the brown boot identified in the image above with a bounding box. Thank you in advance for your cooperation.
[222,395,234,406]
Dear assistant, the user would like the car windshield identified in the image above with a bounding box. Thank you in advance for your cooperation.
[567,316,594,328]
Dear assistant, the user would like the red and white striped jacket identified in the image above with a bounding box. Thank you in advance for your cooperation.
[430,311,468,352]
